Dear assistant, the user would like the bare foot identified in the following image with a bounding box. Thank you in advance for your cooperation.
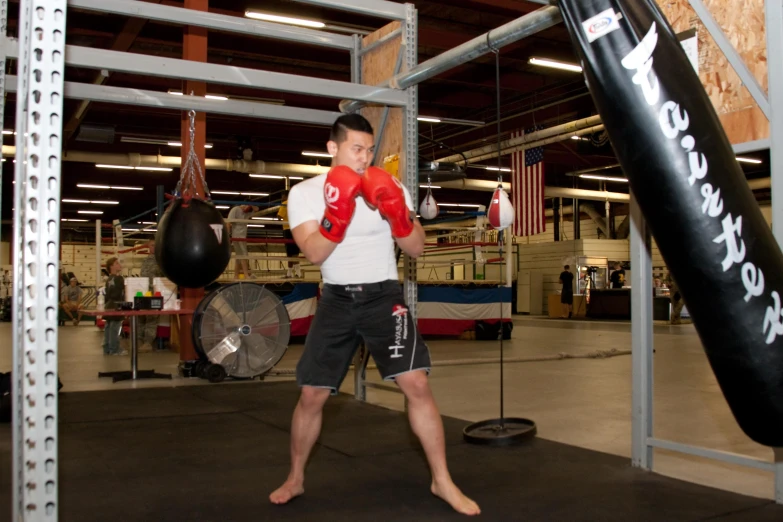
[431,480,481,516]
[269,480,304,505]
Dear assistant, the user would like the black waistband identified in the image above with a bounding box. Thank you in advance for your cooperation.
[324,280,400,294]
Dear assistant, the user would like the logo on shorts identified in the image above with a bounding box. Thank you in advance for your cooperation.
[210,224,223,243]
[390,304,409,359]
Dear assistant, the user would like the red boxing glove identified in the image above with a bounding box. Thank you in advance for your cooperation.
[361,166,414,238]
[320,165,362,243]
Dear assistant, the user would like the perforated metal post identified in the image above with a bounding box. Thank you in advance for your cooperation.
[13,0,67,519]
[402,2,419,315]
[0,0,7,220]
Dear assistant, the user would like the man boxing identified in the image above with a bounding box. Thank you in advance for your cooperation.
[269,114,480,516]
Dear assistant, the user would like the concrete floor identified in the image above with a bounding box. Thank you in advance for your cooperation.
[0,315,778,502]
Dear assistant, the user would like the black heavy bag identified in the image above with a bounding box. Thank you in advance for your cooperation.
[155,197,231,289]
[557,0,783,446]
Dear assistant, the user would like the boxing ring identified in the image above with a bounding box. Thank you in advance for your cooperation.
[7,0,783,517]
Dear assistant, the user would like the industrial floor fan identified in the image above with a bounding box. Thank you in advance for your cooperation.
[192,282,291,383]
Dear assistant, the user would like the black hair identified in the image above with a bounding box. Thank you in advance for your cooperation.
[564,265,570,269]
[329,114,374,143]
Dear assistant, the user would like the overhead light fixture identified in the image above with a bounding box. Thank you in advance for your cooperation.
[168,90,228,101]
[736,157,762,164]
[244,11,325,28]
[252,217,280,221]
[61,218,88,222]
[290,176,304,180]
[579,174,629,182]
[302,151,332,158]
[62,199,90,204]
[571,136,589,141]
[167,141,213,149]
[417,116,485,127]
[78,184,144,191]
[95,164,172,172]
[250,174,286,179]
[78,210,104,215]
[437,203,482,208]
[211,190,270,197]
[96,164,133,170]
[122,228,157,232]
[247,224,266,228]
[138,222,157,225]
[2,130,13,135]
[529,57,583,73]
[419,184,441,189]
[63,199,119,205]
[485,166,512,172]
[215,205,229,209]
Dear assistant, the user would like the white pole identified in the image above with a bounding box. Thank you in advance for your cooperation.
[95,219,101,286]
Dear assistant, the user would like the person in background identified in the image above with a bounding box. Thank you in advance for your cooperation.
[103,257,126,356]
[558,265,574,319]
[277,192,302,278]
[609,262,626,289]
[227,204,259,280]
[60,277,84,325]
[138,240,163,352]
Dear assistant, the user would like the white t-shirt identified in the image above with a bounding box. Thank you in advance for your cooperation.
[287,173,414,285]
[228,206,251,238]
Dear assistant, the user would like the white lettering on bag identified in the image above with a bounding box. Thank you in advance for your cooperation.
[621,20,779,343]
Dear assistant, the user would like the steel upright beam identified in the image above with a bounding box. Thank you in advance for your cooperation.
[402,3,419,317]
[767,0,783,252]
[13,0,68,519]
[68,0,354,50]
[630,191,654,471]
[340,6,562,113]
[0,0,6,225]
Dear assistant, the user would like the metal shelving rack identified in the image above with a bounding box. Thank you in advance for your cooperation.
[7,0,782,519]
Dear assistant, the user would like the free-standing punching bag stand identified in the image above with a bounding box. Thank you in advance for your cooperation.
[463,39,537,446]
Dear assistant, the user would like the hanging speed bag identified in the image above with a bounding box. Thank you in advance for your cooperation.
[155,198,231,289]
[557,0,783,446]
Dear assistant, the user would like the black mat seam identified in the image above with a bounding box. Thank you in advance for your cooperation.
[694,501,777,521]
[59,409,248,425]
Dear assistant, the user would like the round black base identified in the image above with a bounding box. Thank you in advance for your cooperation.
[463,417,537,446]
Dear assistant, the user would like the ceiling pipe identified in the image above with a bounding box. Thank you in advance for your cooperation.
[339,6,563,114]
[437,115,603,164]
[465,124,606,164]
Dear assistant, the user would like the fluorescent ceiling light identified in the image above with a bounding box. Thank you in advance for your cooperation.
[63,199,119,205]
[252,217,280,221]
[247,224,266,228]
[122,228,157,232]
[571,136,588,141]
[78,184,144,191]
[419,184,441,189]
[290,176,304,180]
[417,117,441,123]
[2,130,13,135]
[244,11,325,28]
[437,203,482,208]
[250,174,286,179]
[62,199,90,204]
[168,90,228,101]
[736,157,762,164]
[61,218,88,222]
[138,222,157,225]
[136,166,173,172]
[167,141,213,149]
[485,167,512,172]
[78,210,104,215]
[211,191,269,197]
[302,151,332,158]
[215,205,229,209]
[579,174,629,182]
[529,57,583,73]
[96,164,134,170]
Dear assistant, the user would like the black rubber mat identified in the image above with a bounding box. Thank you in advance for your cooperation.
[1,381,782,521]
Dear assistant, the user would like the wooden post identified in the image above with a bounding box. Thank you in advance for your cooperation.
[178,0,208,363]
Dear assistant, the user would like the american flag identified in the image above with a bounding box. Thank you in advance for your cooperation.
[510,127,546,236]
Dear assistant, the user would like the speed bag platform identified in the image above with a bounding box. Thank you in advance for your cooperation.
[557,0,783,447]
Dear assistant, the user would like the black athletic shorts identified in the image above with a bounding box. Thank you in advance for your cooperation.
[296,280,432,394]
[561,291,573,305]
